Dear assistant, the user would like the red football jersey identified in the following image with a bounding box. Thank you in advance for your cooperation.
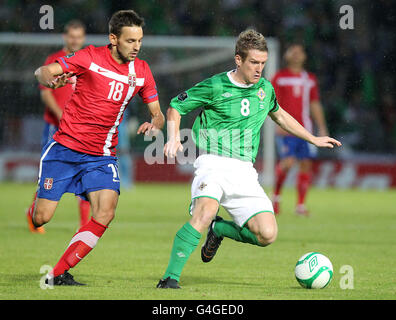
[53,44,159,156]
[272,68,319,133]
[39,49,76,126]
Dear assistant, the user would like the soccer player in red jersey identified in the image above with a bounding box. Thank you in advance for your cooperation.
[33,10,164,285]
[271,44,329,216]
[26,20,90,234]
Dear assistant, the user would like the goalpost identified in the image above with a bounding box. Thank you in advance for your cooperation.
[0,33,280,186]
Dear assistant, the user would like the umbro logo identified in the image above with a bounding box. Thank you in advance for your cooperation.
[221,92,232,98]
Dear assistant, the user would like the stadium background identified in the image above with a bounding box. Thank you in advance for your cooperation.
[0,0,395,188]
[0,0,395,301]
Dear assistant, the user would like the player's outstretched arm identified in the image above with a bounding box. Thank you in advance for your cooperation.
[269,106,342,149]
[137,100,165,136]
[34,62,74,89]
[163,107,183,158]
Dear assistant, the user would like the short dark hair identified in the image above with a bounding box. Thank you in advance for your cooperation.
[109,10,145,38]
[284,42,305,52]
[283,42,306,62]
[63,20,86,34]
[235,29,268,61]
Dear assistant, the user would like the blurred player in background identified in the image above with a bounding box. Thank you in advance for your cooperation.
[26,20,89,234]
[271,44,329,216]
[157,30,340,289]
[117,109,134,189]
[33,10,164,285]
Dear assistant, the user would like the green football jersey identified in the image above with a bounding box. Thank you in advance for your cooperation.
[170,70,279,163]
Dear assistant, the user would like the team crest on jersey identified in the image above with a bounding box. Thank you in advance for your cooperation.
[43,178,53,190]
[128,73,136,87]
[257,87,266,101]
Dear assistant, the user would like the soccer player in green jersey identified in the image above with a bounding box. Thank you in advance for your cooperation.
[156,30,341,289]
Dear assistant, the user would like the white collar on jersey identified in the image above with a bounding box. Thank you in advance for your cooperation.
[227,70,254,88]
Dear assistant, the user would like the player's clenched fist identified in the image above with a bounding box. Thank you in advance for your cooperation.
[164,139,183,158]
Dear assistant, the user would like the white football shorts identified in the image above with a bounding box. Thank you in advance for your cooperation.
[189,154,274,227]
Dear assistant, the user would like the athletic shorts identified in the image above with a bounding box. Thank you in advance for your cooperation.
[189,154,274,227]
[41,122,58,150]
[37,140,120,202]
[276,136,317,160]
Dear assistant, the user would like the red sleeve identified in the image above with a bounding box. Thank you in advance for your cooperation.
[55,46,93,76]
[310,74,320,102]
[139,62,158,104]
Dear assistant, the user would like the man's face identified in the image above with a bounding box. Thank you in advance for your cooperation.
[63,27,85,53]
[285,45,306,66]
[110,26,143,63]
[235,49,268,84]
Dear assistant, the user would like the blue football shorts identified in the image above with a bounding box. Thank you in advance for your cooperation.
[276,135,317,160]
[37,140,120,201]
[41,122,58,150]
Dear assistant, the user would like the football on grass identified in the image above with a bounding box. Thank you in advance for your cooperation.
[295,252,333,289]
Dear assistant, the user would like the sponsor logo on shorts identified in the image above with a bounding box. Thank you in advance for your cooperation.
[199,182,207,190]
[43,178,53,190]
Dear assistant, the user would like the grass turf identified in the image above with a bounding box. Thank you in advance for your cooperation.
[0,182,395,300]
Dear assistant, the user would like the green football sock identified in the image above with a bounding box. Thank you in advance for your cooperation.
[163,222,201,281]
[213,219,263,246]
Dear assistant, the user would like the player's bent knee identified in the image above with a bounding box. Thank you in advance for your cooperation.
[193,212,215,228]
[33,206,52,227]
[93,209,115,226]
[191,209,216,229]
[193,199,218,217]
[190,203,218,232]
[33,198,58,226]
[257,226,278,246]
[247,212,278,246]
[257,234,276,247]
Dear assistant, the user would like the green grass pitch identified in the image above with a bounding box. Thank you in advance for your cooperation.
[0,182,395,300]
